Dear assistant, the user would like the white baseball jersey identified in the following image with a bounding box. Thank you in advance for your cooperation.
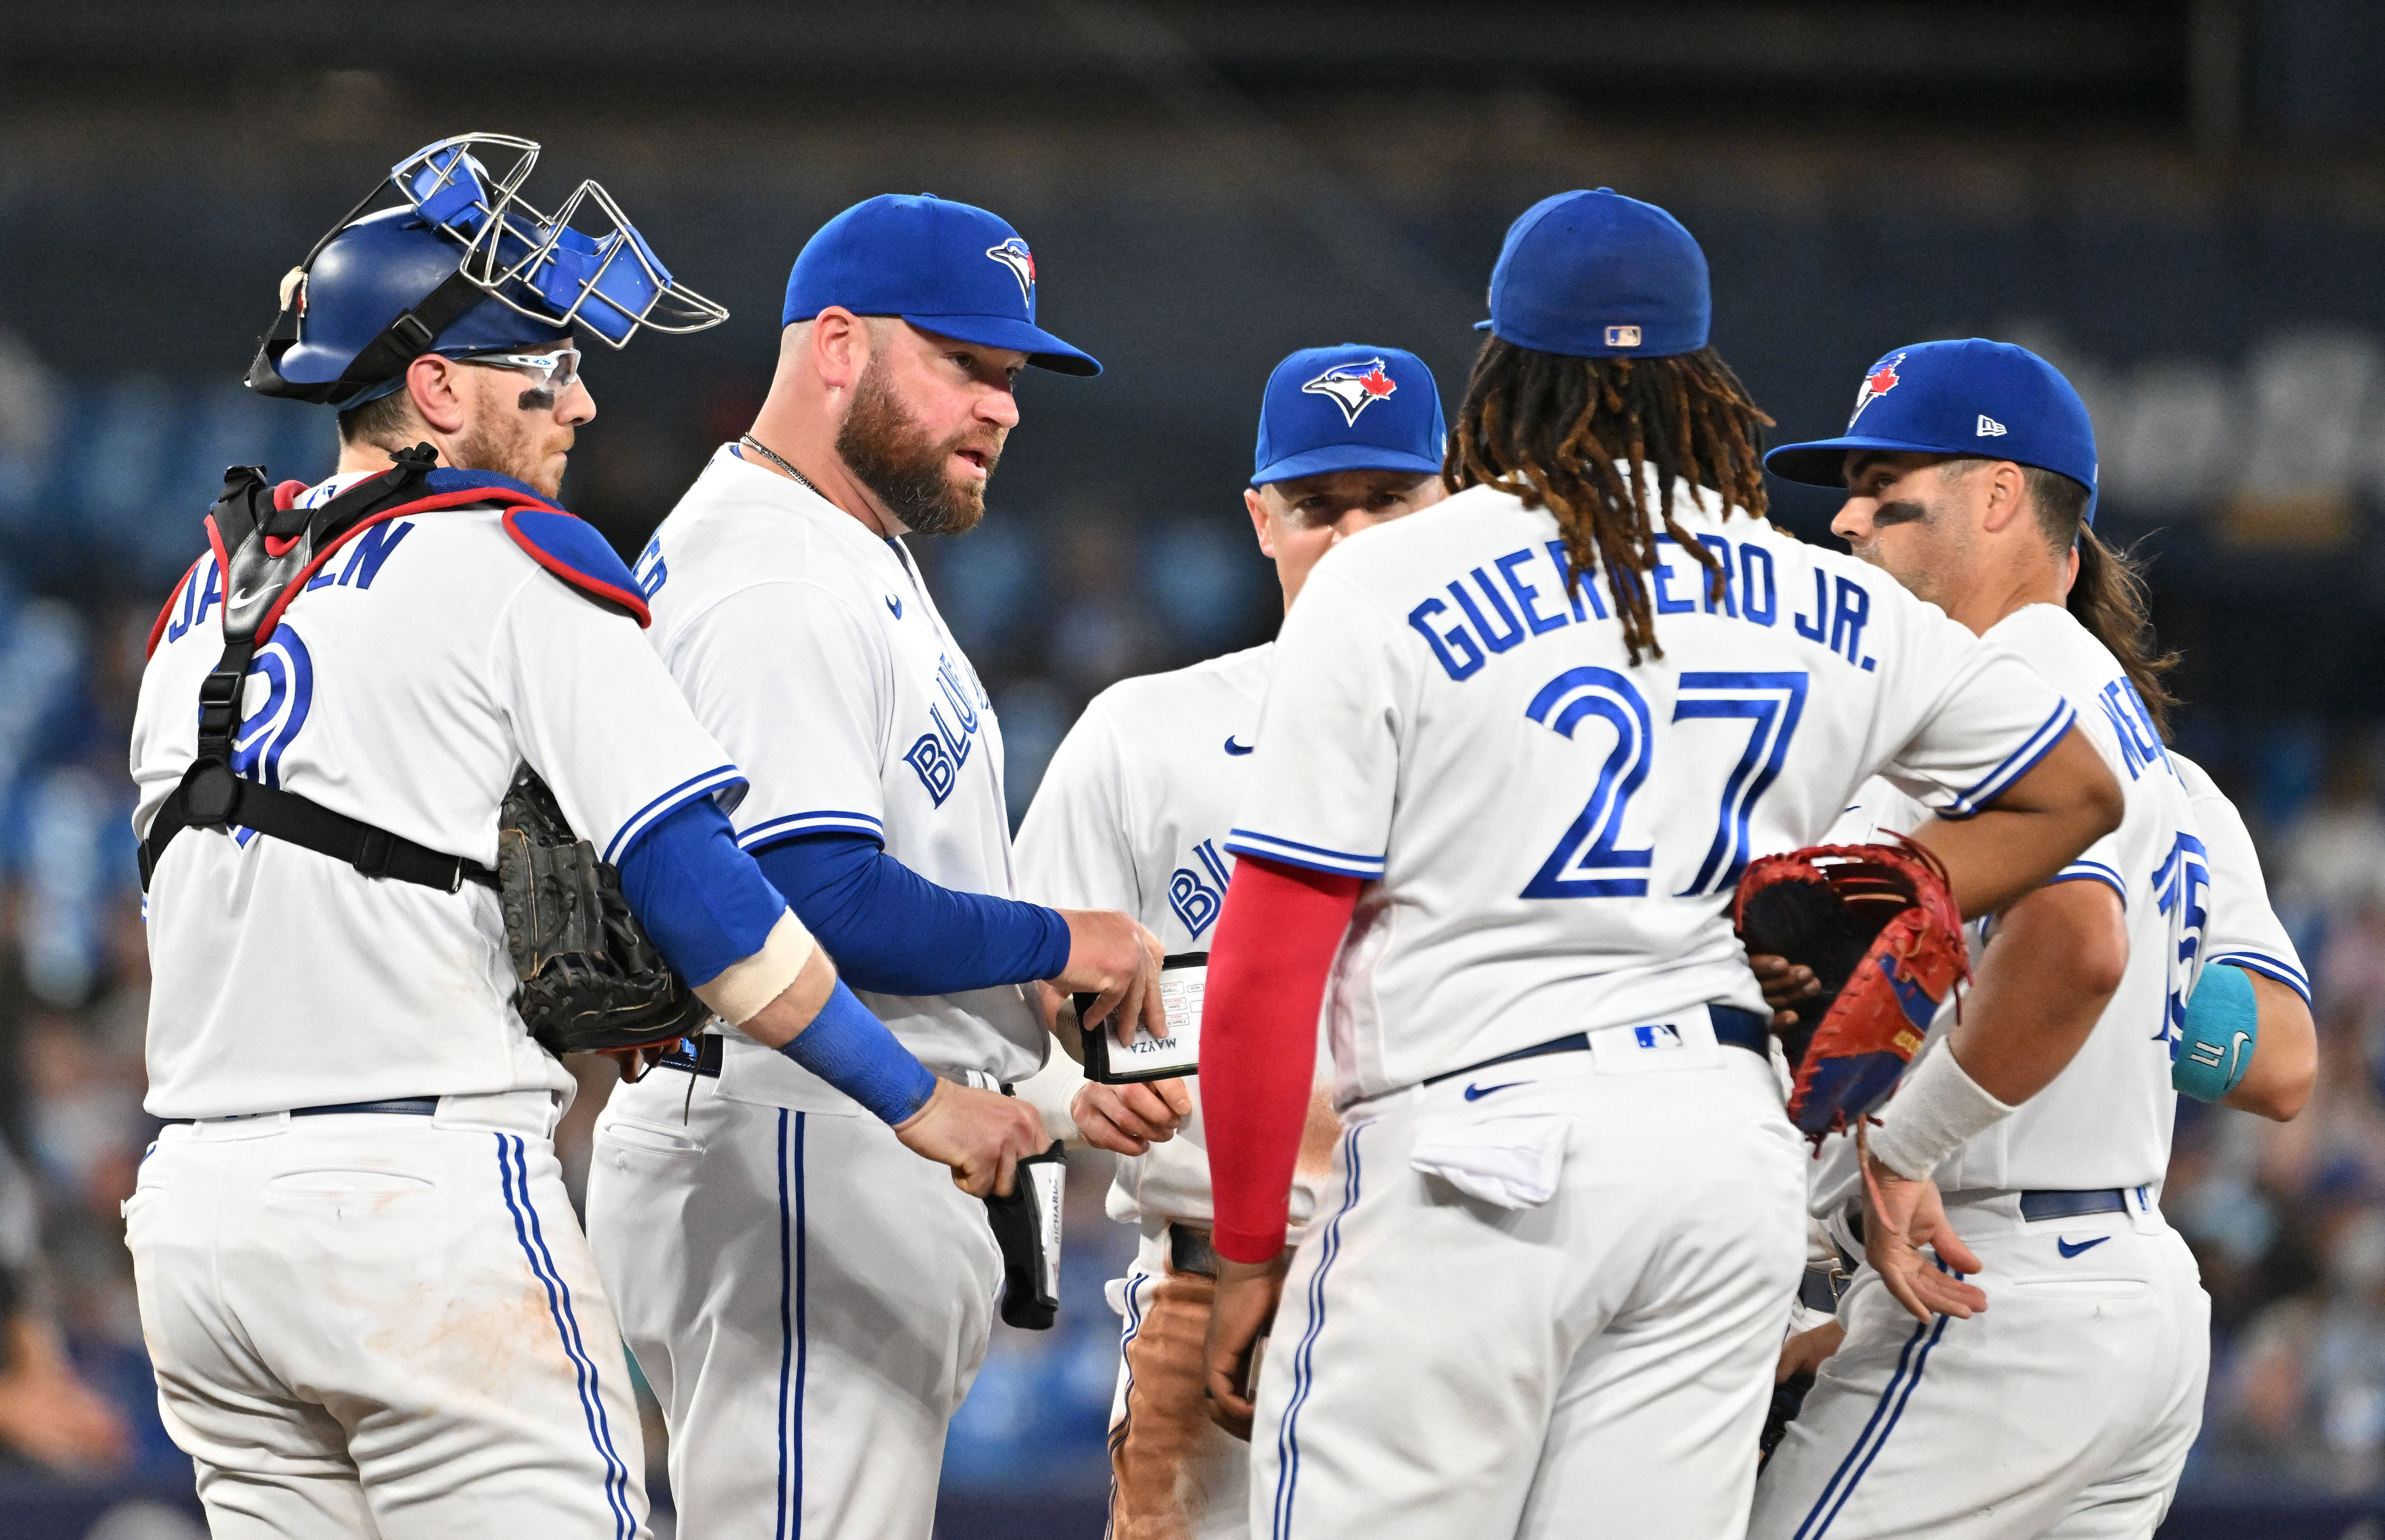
[1811,603,2203,1208]
[1013,642,1333,1232]
[1228,479,2077,1104]
[635,444,1041,1102]
[131,472,745,1119]
[2178,751,2308,1002]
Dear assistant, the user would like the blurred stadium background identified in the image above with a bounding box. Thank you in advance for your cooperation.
[3,2,2385,1535]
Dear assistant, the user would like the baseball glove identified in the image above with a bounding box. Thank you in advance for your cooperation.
[1732,836,1968,1139]
[497,768,714,1064]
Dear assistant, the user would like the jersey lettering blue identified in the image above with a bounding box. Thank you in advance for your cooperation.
[1520,666,1812,900]
[632,536,668,599]
[902,652,987,808]
[1407,536,1877,684]
[2153,830,2211,1052]
[1167,837,1233,939]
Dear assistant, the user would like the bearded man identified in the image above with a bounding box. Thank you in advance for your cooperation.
[583,194,1163,1540]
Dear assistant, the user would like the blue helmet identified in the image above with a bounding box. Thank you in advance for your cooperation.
[249,135,726,409]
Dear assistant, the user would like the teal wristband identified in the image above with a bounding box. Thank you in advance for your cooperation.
[2173,962,2258,1102]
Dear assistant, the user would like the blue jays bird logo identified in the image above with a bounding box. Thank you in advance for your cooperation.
[1302,358,1399,425]
[1848,352,1904,426]
[986,239,1035,306]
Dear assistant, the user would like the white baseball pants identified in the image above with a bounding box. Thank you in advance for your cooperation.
[584,1065,1001,1539]
[126,1093,649,1539]
[1752,1188,2208,1540]
[1247,1029,1808,1540]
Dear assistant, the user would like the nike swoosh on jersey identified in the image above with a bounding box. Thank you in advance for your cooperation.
[2056,1235,2111,1259]
[885,595,903,618]
[1462,1080,1525,1101]
[1223,736,1255,756]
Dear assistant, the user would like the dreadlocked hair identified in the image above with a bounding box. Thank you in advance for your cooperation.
[1445,338,1775,663]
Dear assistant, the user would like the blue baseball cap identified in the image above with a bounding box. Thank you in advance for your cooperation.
[1764,339,2098,523]
[1477,189,1710,359]
[782,193,1099,376]
[1252,345,1446,487]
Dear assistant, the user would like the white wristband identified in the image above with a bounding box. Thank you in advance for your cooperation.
[693,910,817,1027]
[1865,1039,2014,1181]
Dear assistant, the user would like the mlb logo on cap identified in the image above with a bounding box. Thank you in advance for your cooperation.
[1476,188,1710,359]
[1764,338,2101,524]
[1254,344,1446,487]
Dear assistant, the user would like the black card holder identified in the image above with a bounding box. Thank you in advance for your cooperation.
[1075,952,1207,1084]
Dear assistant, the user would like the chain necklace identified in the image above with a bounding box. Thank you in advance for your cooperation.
[738,433,822,498]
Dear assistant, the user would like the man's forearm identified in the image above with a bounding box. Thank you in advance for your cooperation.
[1906,728,2122,919]
[1945,877,2128,1104]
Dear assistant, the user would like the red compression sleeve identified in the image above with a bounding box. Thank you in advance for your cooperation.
[1200,855,1362,1263]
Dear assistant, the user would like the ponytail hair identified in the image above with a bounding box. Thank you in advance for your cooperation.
[2022,464,2181,739]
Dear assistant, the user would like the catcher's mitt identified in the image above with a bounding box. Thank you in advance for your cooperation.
[497,768,714,1062]
[1732,836,1967,1139]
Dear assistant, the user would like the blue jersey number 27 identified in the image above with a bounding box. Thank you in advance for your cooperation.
[1521,667,1809,900]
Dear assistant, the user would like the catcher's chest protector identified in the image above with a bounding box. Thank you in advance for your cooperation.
[142,452,707,1056]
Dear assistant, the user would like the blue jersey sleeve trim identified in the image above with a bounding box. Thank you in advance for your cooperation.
[752,831,1072,996]
[2206,951,2312,1006]
[1224,829,1386,879]
[737,809,887,848]
[1938,702,2075,819]
[604,765,747,864]
[2048,861,2127,908]
[614,795,789,986]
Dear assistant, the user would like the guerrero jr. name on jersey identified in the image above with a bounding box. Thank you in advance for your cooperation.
[1406,532,1883,682]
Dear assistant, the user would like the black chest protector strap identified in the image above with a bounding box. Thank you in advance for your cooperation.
[139,447,499,895]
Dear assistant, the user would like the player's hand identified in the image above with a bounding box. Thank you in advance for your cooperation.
[594,1040,680,1084]
[892,1081,1047,1199]
[1777,1320,1845,1384]
[1070,1078,1192,1156]
[1749,952,1820,1031]
[1858,1136,1986,1322]
[1205,1251,1291,1441]
[1052,909,1166,1047]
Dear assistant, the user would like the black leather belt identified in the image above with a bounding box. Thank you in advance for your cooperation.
[1168,1224,1218,1278]
[1422,1004,1769,1088]
[657,1035,724,1078]
[2019,1188,2129,1223]
[162,1096,441,1127]
[1798,1265,1848,1314]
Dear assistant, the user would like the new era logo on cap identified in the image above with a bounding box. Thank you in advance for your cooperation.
[1605,325,1642,348]
[1977,414,2008,437]
[1301,358,1399,425]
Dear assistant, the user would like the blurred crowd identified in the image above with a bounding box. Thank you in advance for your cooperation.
[0,325,2381,1509]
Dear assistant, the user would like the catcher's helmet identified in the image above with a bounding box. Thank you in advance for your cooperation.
[249,134,726,409]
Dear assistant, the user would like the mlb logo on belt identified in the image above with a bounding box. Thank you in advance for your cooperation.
[1633,1023,1683,1050]
[1605,325,1642,348]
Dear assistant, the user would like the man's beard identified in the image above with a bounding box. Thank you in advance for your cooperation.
[453,399,569,499]
[835,357,997,536]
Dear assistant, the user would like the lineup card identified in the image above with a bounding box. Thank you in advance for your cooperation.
[1079,952,1206,1083]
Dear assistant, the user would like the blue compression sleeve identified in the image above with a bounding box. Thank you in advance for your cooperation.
[2173,962,2259,1102]
[616,796,789,985]
[781,980,939,1124]
[752,831,1073,996]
